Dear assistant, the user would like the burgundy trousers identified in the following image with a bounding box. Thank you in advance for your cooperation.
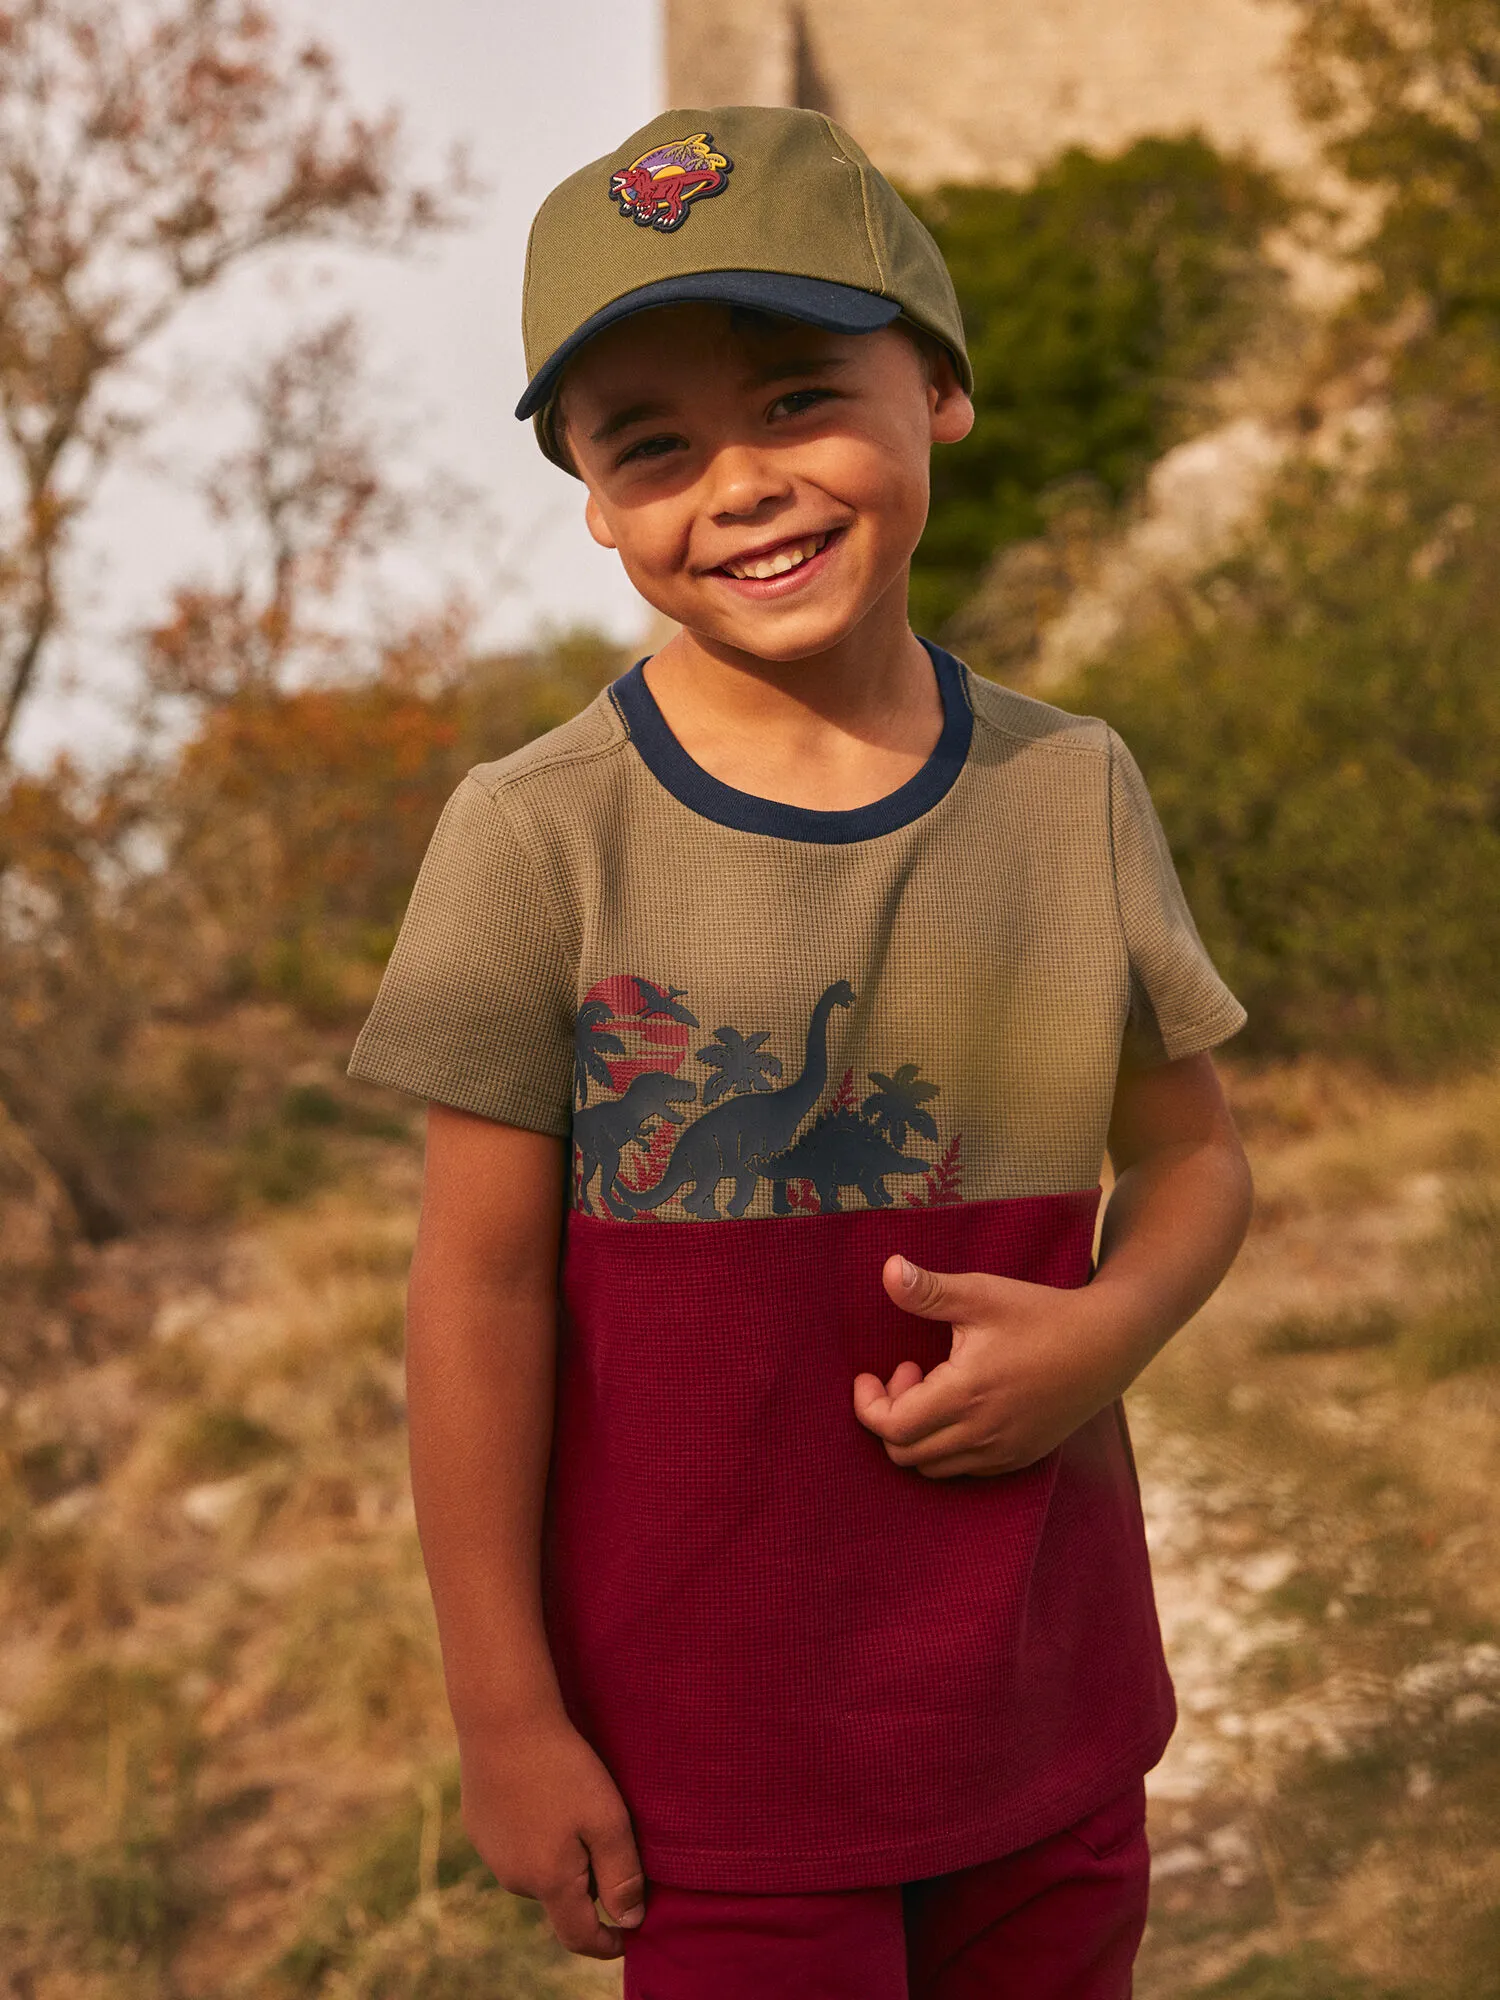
[621,1779,1150,2000]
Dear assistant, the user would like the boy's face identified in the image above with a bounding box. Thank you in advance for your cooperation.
[559,304,973,663]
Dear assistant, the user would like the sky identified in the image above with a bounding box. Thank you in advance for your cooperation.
[15,0,663,764]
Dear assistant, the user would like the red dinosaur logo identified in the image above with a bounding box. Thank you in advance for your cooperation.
[608,131,732,233]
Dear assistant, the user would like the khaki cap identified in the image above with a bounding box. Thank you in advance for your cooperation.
[516,104,971,471]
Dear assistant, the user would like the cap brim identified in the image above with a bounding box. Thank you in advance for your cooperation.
[514,272,901,421]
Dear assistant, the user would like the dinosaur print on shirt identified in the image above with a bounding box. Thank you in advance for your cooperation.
[570,976,963,1220]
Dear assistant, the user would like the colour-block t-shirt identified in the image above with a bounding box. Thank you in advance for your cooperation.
[349,642,1245,1894]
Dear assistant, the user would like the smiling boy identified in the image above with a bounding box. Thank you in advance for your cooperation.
[349,106,1253,1999]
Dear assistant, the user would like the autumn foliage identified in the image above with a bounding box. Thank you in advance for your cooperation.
[0,295,623,1241]
[0,630,625,1248]
[175,678,462,966]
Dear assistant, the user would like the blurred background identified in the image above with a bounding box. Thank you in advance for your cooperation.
[1,1,1498,1993]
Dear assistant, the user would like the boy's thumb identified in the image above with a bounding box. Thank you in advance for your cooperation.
[884,1254,962,1320]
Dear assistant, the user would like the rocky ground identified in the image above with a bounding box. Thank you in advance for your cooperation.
[1134,1063,1500,1998]
[0,1056,1495,1996]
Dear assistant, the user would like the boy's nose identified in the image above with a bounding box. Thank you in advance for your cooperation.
[706,444,795,524]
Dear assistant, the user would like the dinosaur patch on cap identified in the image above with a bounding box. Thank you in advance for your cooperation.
[608,132,732,233]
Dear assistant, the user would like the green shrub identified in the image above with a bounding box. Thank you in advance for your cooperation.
[168,1405,284,1480]
[282,1083,343,1129]
[1288,0,1500,391]
[908,137,1285,634]
[239,1126,330,1206]
[461,625,629,760]
[1068,410,1500,1071]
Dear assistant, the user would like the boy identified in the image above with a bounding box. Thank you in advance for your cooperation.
[349,105,1253,1999]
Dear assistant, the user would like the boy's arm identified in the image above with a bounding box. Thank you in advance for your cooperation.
[407,1104,645,1958]
[852,1051,1252,1476]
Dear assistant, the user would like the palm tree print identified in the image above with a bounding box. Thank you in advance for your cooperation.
[862,1063,940,1147]
[696,1026,783,1105]
[574,999,625,1107]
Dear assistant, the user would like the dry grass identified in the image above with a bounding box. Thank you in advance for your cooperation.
[0,1169,603,1997]
[0,1057,1496,1995]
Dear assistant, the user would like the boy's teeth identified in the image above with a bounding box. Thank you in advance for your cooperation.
[726,534,826,581]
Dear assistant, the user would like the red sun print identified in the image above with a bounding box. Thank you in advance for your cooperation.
[578,974,696,1094]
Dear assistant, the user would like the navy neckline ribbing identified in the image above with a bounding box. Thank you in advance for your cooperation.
[608,639,973,844]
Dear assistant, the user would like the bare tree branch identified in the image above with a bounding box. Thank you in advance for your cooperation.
[0,0,472,754]
[142,312,444,701]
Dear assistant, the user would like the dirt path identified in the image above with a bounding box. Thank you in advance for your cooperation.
[1130,1071,1500,1998]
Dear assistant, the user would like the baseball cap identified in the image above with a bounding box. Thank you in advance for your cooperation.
[516,104,971,471]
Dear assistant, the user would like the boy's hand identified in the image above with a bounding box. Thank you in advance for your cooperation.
[458,1710,646,1959]
[852,1257,1132,1477]
[853,1053,1254,1478]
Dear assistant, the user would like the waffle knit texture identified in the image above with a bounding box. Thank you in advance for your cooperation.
[349,648,1246,1891]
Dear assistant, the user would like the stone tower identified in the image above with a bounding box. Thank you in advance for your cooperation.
[664,0,1311,186]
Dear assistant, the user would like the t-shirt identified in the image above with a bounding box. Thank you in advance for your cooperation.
[349,641,1245,1894]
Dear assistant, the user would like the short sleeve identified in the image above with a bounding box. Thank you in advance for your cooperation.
[346,775,575,1133]
[1108,729,1247,1069]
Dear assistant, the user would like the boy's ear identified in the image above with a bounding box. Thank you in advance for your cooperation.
[584,490,619,551]
[928,348,975,447]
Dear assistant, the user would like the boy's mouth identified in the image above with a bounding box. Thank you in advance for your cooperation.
[710,528,844,594]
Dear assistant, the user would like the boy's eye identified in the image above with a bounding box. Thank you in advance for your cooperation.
[617,433,684,467]
[770,388,835,420]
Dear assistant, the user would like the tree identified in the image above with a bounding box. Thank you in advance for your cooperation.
[574,1002,625,1108]
[0,755,158,1236]
[861,1064,939,1148]
[143,313,437,704]
[0,0,468,754]
[0,299,476,1235]
[138,311,494,1016]
[1288,0,1500,389]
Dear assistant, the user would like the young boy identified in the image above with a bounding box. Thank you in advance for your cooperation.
[349,105,1253,1999]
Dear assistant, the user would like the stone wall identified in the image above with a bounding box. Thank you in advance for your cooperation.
[665,0,1312,185]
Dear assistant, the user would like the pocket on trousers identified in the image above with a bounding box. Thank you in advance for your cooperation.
[1064,1777,1148,1861]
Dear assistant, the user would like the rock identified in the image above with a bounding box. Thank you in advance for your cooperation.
[35,1487,99,1533]
[948,399,1391,695]
[1153,1842,1211,1879]
[1230,1548,1298,1595]
[181,1475,254,1533]
[1028,417,1290,688]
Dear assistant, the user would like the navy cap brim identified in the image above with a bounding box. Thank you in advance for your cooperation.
[514,271,901,421]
